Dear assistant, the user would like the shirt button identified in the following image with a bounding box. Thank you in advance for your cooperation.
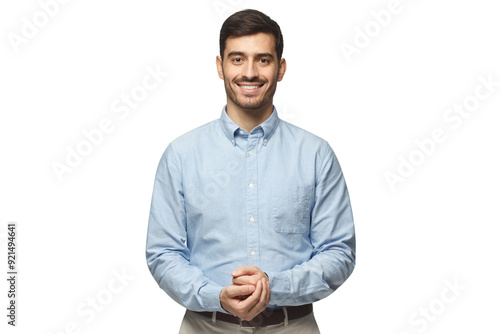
[231,139,235,143]
[240,130,244,134]
[248,151,253,156]
[249,183,254,188]
[263,138,267,143]
[249,216,254,222]
[251,251,256,256]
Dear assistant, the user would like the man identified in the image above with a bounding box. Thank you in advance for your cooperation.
[146,9,355,333]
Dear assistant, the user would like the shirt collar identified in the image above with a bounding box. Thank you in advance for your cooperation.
[219,105,280,146]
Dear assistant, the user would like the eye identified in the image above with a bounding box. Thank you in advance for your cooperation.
[259,58,270,64]
[232,57,242,63]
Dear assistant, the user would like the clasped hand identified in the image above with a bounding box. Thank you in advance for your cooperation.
[219,266,270,321]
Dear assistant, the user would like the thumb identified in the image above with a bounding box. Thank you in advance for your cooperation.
[231,265,256,277]
[225,284,255,297]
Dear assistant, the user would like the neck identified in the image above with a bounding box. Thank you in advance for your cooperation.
[225,100,274,133]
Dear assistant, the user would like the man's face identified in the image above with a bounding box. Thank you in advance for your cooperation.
[216,32,286,112]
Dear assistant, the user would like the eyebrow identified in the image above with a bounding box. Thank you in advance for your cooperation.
[226,51,275,60]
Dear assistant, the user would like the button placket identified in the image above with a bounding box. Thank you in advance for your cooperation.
[245,134,260,265]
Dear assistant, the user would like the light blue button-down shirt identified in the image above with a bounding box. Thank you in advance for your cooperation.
[146,106,355,312]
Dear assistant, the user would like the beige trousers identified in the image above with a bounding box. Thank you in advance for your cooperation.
[178,309,321,334]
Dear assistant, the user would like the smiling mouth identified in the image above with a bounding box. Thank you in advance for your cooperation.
[237,83,265,91]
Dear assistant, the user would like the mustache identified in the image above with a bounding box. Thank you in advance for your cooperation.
[235,78,266,84]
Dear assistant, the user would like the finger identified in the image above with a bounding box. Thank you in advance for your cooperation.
[225,284,255,298]
[232,275,256,286]
[237,279,262,312]
[244,280,267,321]
[253,278,269,314]
[232,265,258,277]
[260,277,270,304]
[263,278,271,307]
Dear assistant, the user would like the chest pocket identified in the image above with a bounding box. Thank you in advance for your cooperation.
[272,184,313,233]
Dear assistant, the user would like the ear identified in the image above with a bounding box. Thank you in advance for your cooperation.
[277,58,287,82]
[216,56,224,80]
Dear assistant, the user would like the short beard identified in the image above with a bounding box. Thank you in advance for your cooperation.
[223,71,278,111]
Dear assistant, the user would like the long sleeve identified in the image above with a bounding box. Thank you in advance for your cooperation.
[267,141,356,306]
[146,108,355,310]
[145,144,225,312]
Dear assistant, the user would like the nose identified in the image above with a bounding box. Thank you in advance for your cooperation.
[242,61,258,80]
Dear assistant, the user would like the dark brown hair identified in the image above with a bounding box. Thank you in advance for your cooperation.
[219,9,284,60]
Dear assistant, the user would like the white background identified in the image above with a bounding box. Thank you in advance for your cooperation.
[1,0,499,333]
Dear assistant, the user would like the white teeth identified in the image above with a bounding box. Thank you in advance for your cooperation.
[241,85,259,89]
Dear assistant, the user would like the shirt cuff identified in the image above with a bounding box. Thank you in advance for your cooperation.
[200,285,226,312]
[266,271,291,306]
